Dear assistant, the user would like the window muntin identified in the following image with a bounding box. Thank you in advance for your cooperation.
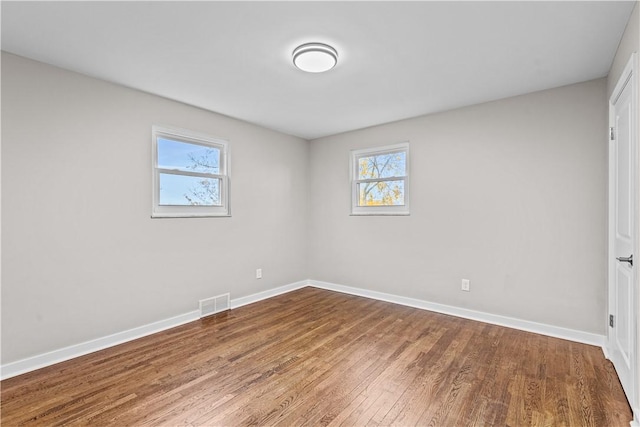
[351,143,409,215]
[152,126,230,217]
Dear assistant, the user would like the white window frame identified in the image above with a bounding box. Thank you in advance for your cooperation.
[350,142,410,216]
[152,125,230,218]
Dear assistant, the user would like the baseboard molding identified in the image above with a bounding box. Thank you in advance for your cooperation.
[1,280,309,380]
[1,278,606,380]
[602,341,611,360]
[309,280,606,347]
[230,280,308,309]
[1,310,200,380]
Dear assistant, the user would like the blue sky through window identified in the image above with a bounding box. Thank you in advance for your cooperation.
[157,138,220,173]
[159,174,220,206]
[358,151,406,180]
[157,137,221,205]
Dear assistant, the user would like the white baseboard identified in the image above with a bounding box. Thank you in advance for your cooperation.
[1,310,200,380]
[1,280,309,380]
[1,278,606,380]
[309,280,606,347]
[230,280,308,309]
[602,341,611,360]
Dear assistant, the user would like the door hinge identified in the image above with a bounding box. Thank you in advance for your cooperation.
[610,127,615,141]
[609,314,615,328]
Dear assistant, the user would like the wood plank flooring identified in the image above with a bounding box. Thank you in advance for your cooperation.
[1,287,632,426]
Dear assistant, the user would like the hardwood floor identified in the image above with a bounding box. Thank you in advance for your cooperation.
[1,287,632,426]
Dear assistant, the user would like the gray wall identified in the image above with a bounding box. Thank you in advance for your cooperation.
[308,78,607,334]
[1,50,613,365]
[1,53,309,363]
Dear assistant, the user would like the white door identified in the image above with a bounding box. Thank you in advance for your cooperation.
[609,53,638,416]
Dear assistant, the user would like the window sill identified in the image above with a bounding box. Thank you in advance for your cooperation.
[349,212,410,216]
[151,213,231,219]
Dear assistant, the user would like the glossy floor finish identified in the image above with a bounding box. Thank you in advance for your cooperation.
[1,287,632,426]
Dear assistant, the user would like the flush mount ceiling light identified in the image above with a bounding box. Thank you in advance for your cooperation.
[292,42,338,73]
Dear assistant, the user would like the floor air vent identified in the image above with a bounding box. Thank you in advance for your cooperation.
[199,293,230,318]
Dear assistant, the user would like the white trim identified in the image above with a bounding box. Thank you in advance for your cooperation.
[151,125,231,218]
[0,279,607,380]
[350,142,410,216]
[0,280,309,380]
[230,280,308,309]
[608,53,639,423]
[1,310,200,380]
[308,280,605,347]
[602,344,611,361]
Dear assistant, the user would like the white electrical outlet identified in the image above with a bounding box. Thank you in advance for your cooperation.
[256,268,262,279]
[461,279,470,292]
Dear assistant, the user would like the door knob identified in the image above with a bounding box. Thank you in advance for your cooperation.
[616,254,633,267]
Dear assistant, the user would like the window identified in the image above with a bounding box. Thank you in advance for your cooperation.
[351,142,410,215]
[152,126,230,218]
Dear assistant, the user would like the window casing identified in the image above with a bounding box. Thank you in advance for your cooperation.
[152,126,230,218]
[350,142,410,216]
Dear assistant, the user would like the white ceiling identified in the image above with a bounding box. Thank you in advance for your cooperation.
[1,1,635,140]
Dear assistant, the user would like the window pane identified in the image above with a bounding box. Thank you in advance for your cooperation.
[358,180,405,206]
[157,138,220,174]
[159,173,221,206]
[358,151,406,179]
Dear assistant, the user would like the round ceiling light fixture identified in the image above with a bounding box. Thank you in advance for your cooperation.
[292,42,338,73]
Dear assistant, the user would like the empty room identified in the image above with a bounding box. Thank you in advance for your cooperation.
[2,1,639,426]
